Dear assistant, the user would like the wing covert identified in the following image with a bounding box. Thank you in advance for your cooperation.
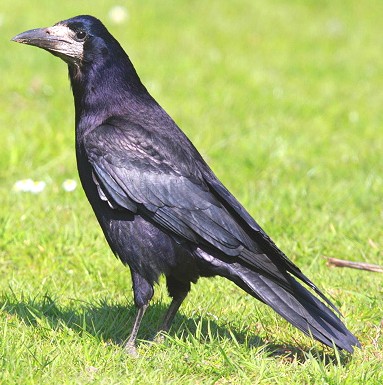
[84,118,338,311]
[84,120,255,256]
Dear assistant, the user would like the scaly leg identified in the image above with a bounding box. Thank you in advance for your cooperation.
[158,293,187,333]
[125,271,153,355]
[155,277,190,342]
[124,303,148,356]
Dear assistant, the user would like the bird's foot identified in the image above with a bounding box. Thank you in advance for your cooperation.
[124,340,139,357]
[153,331,166,344]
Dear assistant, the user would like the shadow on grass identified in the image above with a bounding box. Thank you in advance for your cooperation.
[0,292,352,365]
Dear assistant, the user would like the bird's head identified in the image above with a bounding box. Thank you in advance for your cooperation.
[12,15,151,122]
[12,15,118,68]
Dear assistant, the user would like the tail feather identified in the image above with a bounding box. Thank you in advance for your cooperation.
[232,267,360,352]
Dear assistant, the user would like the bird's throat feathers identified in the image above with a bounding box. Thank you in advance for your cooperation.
[69,49,153,135]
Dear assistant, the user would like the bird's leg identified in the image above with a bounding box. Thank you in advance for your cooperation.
[155,277,190,342]
[125,271,154,356]
[158,293,187,334]
[124,303,148,356]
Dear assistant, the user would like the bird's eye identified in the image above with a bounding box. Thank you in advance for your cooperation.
[75,30,87,41]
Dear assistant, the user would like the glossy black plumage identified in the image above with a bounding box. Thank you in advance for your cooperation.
[13,15,360,353]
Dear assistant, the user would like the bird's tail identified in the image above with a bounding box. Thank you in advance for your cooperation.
[230,267,360,352]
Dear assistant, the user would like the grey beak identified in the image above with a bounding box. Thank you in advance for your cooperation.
[12,25,82,64]
[12,27,60,51]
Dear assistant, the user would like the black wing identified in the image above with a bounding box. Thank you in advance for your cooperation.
[84,116,337,311]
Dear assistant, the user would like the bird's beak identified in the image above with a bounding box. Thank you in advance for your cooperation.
[12,27,62,49]
[12,25,83,63]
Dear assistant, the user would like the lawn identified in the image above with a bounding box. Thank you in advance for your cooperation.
[1,1,382,384]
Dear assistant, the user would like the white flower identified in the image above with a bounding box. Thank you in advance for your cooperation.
[13,179,46,193]
[29,181,46,193]
[62,179,77,192]
[14,179,34,192]
[108,6,129,24]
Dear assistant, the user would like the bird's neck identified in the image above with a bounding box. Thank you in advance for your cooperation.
[69,56,156,140]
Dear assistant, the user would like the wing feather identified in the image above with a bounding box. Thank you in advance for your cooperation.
[84,118,339,312]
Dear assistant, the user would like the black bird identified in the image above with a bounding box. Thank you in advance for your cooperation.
[12,15,360,354]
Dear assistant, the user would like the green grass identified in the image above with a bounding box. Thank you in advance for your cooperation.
[1,1,382,383]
